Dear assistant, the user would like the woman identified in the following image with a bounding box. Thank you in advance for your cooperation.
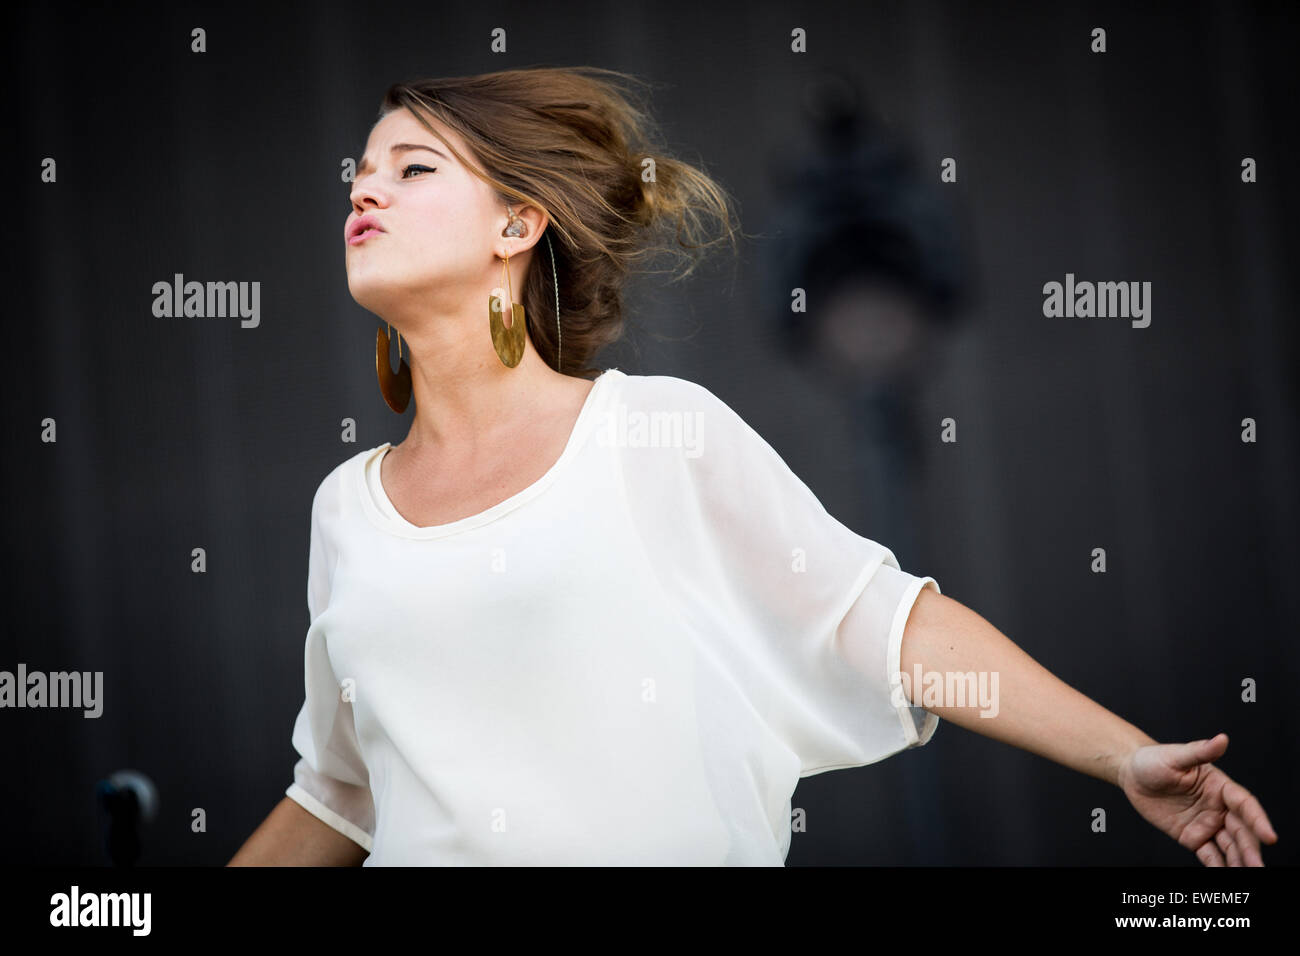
[229,67,1276,866]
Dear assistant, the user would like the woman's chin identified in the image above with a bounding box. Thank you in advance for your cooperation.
[346,278,395,315]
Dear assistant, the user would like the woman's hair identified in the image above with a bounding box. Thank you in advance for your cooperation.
[379,66,741,378]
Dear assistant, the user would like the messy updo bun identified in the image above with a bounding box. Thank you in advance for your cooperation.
[380,65,741,377]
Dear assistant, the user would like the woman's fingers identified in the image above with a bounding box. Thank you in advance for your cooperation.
[1224,810,1263,866]
[1215,827,1243,867]
[1197,840,1226,866]
[1167,733,1229,771]
[1221,776,1278,844]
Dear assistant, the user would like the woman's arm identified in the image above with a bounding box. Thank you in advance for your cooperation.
[898,588,1278,865]
[227,796,369,867]
[898,588,1153,782]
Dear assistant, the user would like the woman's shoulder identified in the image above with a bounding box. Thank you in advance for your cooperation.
[309,444,387,510]
[597,370,763,466]
[610,369,735,417]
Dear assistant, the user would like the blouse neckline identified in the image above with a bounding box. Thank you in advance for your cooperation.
[355,368,621,540]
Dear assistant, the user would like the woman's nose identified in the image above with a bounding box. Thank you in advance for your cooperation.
[349,172,388,213]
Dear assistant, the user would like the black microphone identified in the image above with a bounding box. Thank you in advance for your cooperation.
[95,770,159,867]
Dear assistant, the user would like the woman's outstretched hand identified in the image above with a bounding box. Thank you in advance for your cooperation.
[1117,732,1278,866]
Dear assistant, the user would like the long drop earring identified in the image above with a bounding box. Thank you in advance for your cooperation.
[376,321,412,413]
[489,250,527,367]
[490,205,562,371]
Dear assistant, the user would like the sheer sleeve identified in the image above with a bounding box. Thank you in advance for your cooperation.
[616,376,941,776]
[283,472,376,851]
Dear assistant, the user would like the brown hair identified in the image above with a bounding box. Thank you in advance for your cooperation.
[379,66,742,379]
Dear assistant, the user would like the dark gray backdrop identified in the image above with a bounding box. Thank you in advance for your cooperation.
[4,0,1296,865]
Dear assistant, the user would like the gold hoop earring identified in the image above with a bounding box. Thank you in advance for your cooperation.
[489,251,527,368]
[376,322,412,413]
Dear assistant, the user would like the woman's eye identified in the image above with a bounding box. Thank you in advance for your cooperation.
[401,164,436,179]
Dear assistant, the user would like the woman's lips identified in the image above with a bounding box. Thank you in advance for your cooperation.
[348,228,384,246]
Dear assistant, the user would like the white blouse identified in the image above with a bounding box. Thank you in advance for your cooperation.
[285,367,940,865]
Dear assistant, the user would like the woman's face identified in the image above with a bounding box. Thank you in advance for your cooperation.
[345,108,503,322]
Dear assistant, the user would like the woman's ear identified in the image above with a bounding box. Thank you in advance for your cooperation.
[502,202,549,254]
